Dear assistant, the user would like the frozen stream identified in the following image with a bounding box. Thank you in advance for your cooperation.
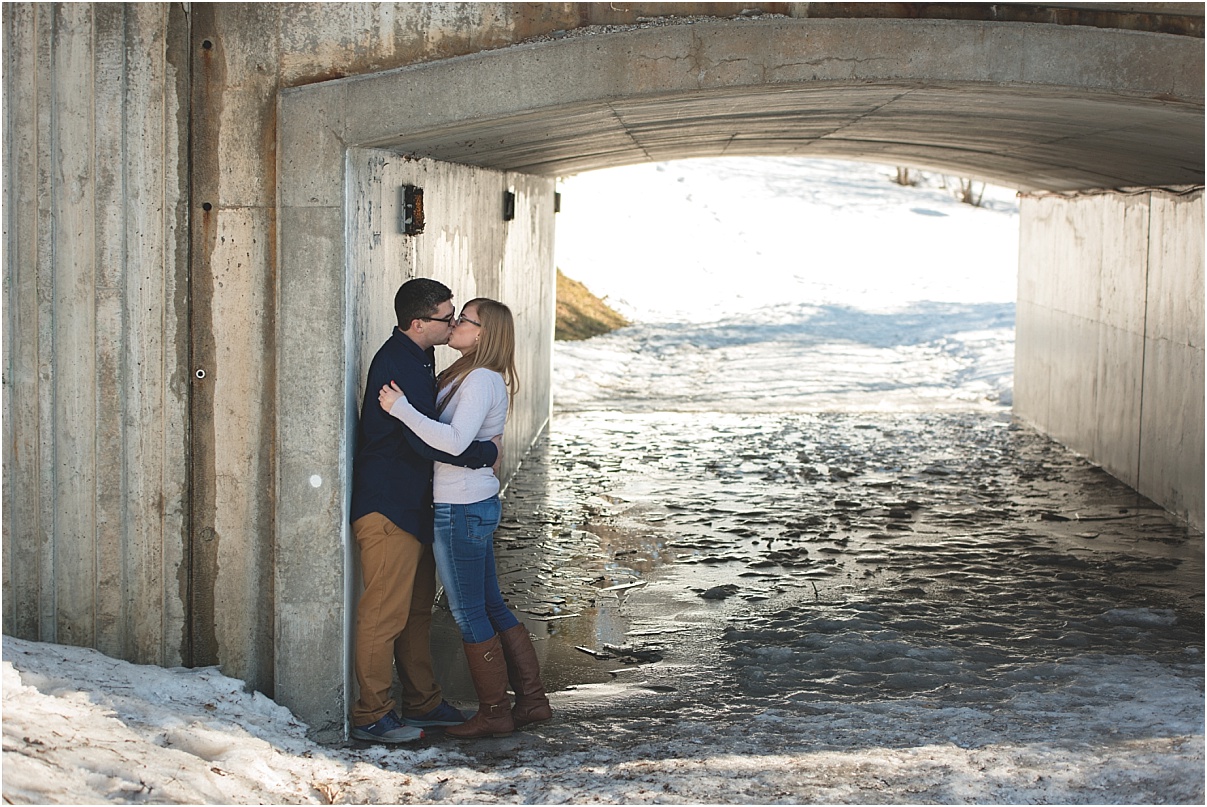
[437,408,1204,804]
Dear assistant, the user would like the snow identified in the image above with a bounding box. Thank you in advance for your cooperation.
[552,158,1018,413]
[4,628,1203,803]
[553,158,1019,322]
[4,157,1202,804]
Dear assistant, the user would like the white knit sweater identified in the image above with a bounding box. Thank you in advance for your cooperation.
[388,367,508,504]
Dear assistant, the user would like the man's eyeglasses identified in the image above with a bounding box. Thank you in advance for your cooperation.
[419,313,455,325]
[457,314,482,327]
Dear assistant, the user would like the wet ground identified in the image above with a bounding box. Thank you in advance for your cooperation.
[415,410,1204,802]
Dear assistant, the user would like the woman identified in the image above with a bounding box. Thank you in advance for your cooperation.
[378,298,551,739]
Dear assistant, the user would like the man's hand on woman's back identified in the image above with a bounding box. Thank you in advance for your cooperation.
[491,435,503,476]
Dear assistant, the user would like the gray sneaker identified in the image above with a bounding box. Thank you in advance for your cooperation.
[351,711,425,743]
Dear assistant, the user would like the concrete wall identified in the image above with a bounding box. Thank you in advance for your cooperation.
[1015,189,1205,529]
[2,3,191,666]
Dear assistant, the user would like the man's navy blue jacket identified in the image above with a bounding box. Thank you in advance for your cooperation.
[350,328,499,543]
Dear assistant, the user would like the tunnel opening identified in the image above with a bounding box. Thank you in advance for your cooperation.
[550,155,1021,415]
[274,15,1202,737]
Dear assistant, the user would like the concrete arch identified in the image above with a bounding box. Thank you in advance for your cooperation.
[335,18,1204,190]
[275,16,1203,737]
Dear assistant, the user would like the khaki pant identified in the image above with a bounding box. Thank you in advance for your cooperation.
[351,513,442,726]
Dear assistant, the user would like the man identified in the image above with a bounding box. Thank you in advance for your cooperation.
[349,278,500,743]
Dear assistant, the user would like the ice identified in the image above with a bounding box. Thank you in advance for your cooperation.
[1101,608,1180,628]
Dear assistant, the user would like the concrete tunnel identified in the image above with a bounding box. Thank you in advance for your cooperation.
[2,4,1201,743]
[273,17,1203,736]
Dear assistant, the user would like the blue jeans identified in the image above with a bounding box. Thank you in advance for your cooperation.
[432,497,521,644]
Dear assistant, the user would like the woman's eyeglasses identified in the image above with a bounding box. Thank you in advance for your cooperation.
[457,314,482,327]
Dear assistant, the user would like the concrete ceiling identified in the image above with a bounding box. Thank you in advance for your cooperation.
[376,85,1201,191]
[333,17,1203,192]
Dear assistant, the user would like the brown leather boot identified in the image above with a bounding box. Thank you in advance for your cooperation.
[445,634,514,739]
[498,623,552,728]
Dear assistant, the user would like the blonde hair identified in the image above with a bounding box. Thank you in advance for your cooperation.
[436,298,519,415]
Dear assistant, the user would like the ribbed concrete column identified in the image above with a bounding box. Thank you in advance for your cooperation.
[2,2,191,668]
